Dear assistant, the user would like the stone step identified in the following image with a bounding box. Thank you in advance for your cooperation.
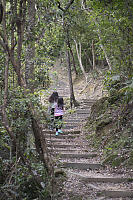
[85,181,133,198]
[58,91,70,94]
[53,148,89,153]
[45,134,79,139]
[79,106,92,109]
[62,162,102,170]
[63,123,81,127]
[80,103,94,106]
[85,183,133,198]
[64,121,81,125]
[63,125,80,129]
[42,129,80,135]
[76,109,91,113]
[56,87,69,90]
[68,171,133,183]
[81,99,96,103]
[64,116,88,121]
[68,113,89,116]
[64,119,83,122]
[64,116,87,120]
[55,153,97,159]
[101,190,133,198]
[46,138,75,143]
[57,90,70,93]
[47,143,83,148]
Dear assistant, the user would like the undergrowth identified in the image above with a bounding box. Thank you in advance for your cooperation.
[84,76,133,168]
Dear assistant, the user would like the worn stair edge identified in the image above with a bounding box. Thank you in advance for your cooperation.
[62,162,103,170]
[80,99,96,102]
[87,184,133,198]
[67,113,90,116]
[64,116,88,119]
[42,129,80,134]
[102,190,133,198]
[76,110,91,113]
[55,153,97,159]
[52,148,89,152]
[63,122,83,125]
[45,134,79,139]
[64,125,80,129]
[46,139,74,143]
[68,171,132,183]
[47,144,83,148]
[64,119,84,122]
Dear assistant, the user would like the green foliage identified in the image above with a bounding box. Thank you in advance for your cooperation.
[16,161,49,200]
[85,93,133,168]
[0,156,51,200]
[119,78,133,103]
[0,0,133,197]
[104,72,133,103]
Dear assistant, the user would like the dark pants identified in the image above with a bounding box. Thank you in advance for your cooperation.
[50,108,54,121]
[55,116,63,131]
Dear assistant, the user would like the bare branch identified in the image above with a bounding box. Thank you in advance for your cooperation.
[65,0,74,11]
[57,1,64,12]
[57,0,75,12]
[0,1,3,23]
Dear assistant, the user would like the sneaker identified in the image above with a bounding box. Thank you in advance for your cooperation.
[56,131,58,136]
[58,129,63,133]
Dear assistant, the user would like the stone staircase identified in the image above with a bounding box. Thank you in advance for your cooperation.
[43,79,133,199]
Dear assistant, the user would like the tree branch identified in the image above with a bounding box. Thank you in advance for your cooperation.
[57,1,64,12]
[57,0,75,12]
[65,0,74,11]
[0,1,3,23]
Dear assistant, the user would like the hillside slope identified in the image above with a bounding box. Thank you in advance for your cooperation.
[84,90,133,169]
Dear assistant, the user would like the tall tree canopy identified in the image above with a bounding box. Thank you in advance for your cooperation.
[0,0,133,199]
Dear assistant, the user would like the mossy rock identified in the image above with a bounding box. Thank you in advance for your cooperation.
[54,168,66,177]
[103,154,125,167]
[102,154,118,165]
[91,97,109,120]
[0,158,4,184]
[112,156,125,167]
[95,117,112,131]
[108,95,119,104]
[127,151,133,166]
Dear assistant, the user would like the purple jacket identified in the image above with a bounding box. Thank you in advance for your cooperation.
[54,104,64,116]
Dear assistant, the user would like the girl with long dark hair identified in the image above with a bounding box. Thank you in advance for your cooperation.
[48,92,59,129]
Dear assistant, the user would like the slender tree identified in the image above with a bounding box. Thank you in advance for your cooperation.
[58,0,78,107]
[25,0,35,90]
[0,0,3,23]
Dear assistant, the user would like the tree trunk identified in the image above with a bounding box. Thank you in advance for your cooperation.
[93,20,112,70]
[67,50,77,108]
[65,27,78,108]
[81,0,87,9]
[84,49,93,70]
[67,40,78,76]
[98,34,112,70]
[70,47,78,76]
[92,40,96,70]
[25,0,35,90]
[74,40,88,82]
[58,0,78,108]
